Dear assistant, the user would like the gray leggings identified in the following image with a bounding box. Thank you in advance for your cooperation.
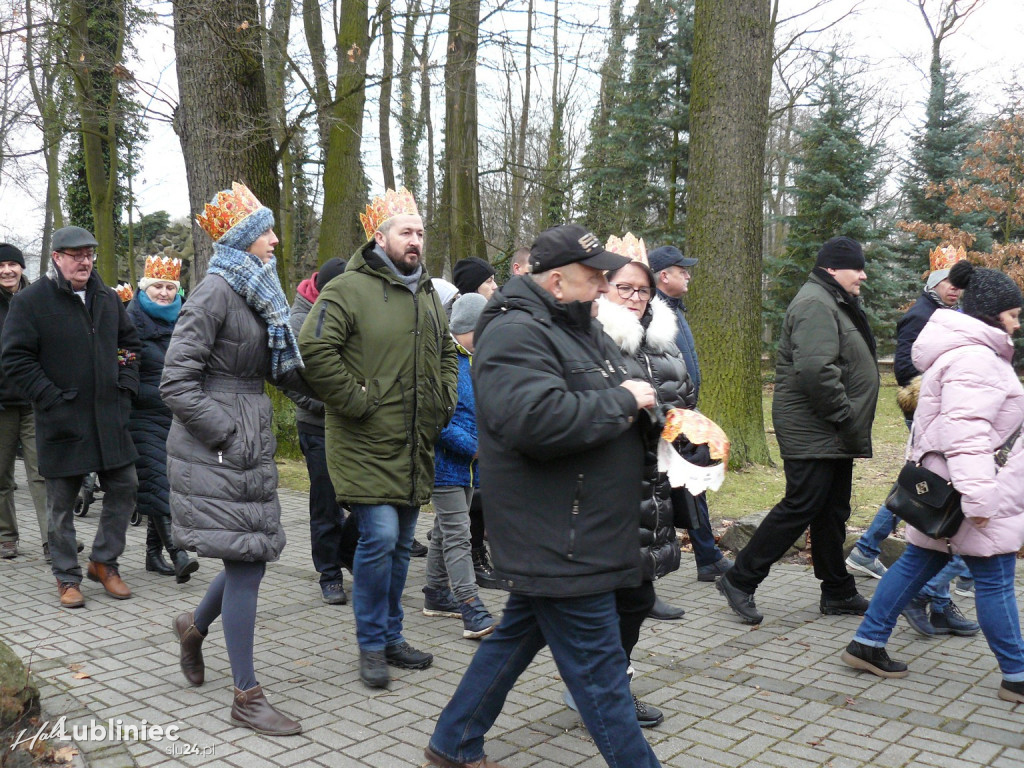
[193,559,266,691]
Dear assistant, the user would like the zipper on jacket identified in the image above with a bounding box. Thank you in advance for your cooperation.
[409,291,419,502]
[315,304,328,337]
[568,473,583,559]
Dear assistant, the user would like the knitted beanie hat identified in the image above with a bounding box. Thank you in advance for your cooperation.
[450,292,488,335]
[0,243,25,269]
[815,236,865,271]
[453,257,495,295]
[948,260,1022,320]
[315,258,348,292]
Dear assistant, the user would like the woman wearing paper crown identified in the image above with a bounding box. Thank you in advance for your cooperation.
[161,182,312,737]
[125,256,198,584]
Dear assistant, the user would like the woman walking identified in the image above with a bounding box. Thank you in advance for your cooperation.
[127,256,198,583]
[162,182,311,735]
[841,260,1024,704]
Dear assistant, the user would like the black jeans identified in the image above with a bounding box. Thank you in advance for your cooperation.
[615,580,656,661]
[299,429,358,585]
[728,458,857,600]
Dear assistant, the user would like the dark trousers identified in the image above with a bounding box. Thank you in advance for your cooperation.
[469,489,485,549]
[686,492,724,567]
[728,458,857,600]
[615,580,656,661]
[299,429,358,585]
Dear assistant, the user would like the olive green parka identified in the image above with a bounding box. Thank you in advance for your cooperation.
[298,241,459,506]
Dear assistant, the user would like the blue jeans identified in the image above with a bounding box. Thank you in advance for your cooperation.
[854,503,971,609]
[350,503,418,651]
[429,591,661,768]
[854,544,1024,681]
[688,492,724,567]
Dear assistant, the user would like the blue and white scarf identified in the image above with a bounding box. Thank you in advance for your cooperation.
[208,243,303,379]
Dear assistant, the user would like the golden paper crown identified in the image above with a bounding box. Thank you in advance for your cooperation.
[929,243,967,272]
[360,187,419,241]
[605,232,648,266]
[115,282,134,302]
[144,255,182,283]
[195,182,264,242]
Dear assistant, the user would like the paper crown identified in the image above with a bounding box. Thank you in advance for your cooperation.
[195,182,265,242]
[605,232,648,266]
[929,244,967,272]
[360,187,419,241]
[144,255,182,283]
[115,282,134,302]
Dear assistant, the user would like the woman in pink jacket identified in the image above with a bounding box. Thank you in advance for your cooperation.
[841,260,1024,704]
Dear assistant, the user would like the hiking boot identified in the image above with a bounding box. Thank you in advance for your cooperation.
[634,695,664,728]
[385,641,433,670]
[472,546,498,589]
[173,611,205,686]
[86,561,131,599]
[230,685,302,736]
[953,577,975,598]
[998,679,1024,704]
[648,595,685,621]
[716,575,762,624]
[423,585,462,618]
[902,596,937,637]
[696,556,733,583]
[460,596,495,639]
[0,540,17,558]
[410,538,428,557]
[820,593,869,616]
[57,580,85,609]
[424,745,507,768]
[845,548,887,579]
[841,640,909,679]
[930,601,980,636]
[360,649,389,688]
[320,581,348,605]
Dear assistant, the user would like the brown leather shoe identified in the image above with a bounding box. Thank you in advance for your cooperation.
[230,685,302,736]
[57,580,85,609]
[86,561,132,599]
[424,745,506,768]
[173,612,205,686]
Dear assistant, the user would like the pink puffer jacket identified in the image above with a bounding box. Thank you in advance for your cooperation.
[906,310,1024,556]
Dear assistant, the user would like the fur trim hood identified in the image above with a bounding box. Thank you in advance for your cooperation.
[597,295,678,356]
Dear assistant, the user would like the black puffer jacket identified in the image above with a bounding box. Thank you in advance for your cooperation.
[473,275,644,597]
[126,297,175,520]
[597,296,695,581]
[0,276,31,407]
[894,291,944,387]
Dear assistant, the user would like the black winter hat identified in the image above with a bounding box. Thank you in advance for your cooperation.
[453,256,495,295]
[815,236,865,271]
[949,260,1022,320]
[0,243,25,269]
[315,258,348,292]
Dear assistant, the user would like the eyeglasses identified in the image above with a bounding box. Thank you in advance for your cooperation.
[57,250,95,263]
[613,283,651,301]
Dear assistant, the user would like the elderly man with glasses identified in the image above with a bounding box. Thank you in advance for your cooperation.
[1,226,141,609]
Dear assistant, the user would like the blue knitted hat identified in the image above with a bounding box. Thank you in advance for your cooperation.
[218,207,274,252]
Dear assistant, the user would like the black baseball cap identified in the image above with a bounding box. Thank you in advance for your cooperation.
[529,224,630,274]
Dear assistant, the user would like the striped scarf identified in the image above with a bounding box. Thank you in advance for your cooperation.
[208,243,303,379]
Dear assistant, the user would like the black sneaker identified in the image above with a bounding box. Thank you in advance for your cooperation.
[930,601,980,636]
[385,641,433,670]
[359,649,389,689]
[998,679,1024,704]
[410,538,428,558]
[840,640,909,679]
[472,546,499,590]
[820,593,869,616]
[423,585,462,618]
[715,575,762,624]
[633,695,664,728]
[902,596,937,637]
[320,582,348,605]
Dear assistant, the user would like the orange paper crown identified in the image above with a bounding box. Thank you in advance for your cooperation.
[929,244,967,272]
[144,255,182,283]
[195,182,264,242]
[605,232,648,266]
[115,282,134,302]
[360,187,419,241]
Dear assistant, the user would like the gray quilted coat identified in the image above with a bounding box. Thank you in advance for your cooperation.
[161,274,306,562]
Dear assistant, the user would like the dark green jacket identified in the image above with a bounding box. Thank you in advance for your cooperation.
[772,272,879,460]
[298,242,459,506]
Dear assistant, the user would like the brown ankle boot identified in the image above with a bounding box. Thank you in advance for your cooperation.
[86,561,131,599]
[173,612,205,686]
[230,685,302,736]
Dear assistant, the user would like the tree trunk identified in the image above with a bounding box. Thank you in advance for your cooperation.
[265,0,293,292]
[688,0,772,467]
[302,0,333,156]
[171,0,281,280]
[317,0,370,263]
[398,0,421,196]
[378,0,396,189]
[420,1,437,227]
[507,0,533,251]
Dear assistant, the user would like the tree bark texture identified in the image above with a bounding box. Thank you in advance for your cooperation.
[688,0,772,466]
[378,0,396,190]
[171,0,281,280]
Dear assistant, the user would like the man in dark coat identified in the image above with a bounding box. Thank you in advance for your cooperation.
[716,236,878,624]
[425,224,663,768]
[1,226,140,609]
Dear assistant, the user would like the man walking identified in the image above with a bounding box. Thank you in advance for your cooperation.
[2,226,141,608]
[299,188,458,689]
[425,224,662,768]
[716,236,876,624]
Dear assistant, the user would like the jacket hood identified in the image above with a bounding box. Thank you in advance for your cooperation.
[596,295,677,356]
[296,276,318,304]
[913,308,1014,371]
[476,275,594,340]
[290,289,313,316]
[349,239,432,293]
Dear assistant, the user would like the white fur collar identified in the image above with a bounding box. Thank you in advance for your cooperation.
[597,295,678,356]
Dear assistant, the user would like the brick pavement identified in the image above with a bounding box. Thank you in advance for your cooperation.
[2,464,1023,768]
